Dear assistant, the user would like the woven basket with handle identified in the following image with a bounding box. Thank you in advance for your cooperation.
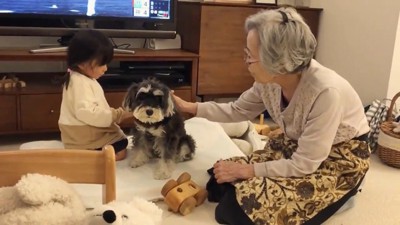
[377,92,400,168]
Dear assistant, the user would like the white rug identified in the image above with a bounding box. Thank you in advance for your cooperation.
[18,118,400,224]
[323,154,400,225]
[159,154,400,225]
[19,118,245,208]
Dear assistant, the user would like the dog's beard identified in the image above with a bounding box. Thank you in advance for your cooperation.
[133,106,164,124]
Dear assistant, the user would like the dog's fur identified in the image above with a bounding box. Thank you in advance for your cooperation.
[123,78,196,180]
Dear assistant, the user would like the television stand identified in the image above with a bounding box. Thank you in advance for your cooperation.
[29,46,135,55]
[0,48,198,135]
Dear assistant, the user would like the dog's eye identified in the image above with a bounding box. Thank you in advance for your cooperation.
[156,96,163,104]
[136,93,145,100]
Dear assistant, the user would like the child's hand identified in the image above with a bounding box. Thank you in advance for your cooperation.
[112,107,136,124]
[120,110,134,122]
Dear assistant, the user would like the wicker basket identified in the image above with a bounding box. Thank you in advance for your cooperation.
[377,92,400,168]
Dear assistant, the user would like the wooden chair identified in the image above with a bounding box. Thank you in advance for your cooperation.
[0,145,116,204]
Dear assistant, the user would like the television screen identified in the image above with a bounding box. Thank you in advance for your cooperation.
[0,0,177,38]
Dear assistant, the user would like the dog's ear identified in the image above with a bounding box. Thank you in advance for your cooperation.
[123,83,139,111]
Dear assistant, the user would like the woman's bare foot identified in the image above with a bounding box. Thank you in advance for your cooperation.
[115,149,127,161]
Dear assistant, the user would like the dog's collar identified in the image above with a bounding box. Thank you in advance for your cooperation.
[134,116,172,128]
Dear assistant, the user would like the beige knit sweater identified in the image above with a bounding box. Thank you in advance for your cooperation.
[58,71,126,150]
[197,59,370,178]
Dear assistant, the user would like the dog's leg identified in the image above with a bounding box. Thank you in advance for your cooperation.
[176,144,193,162]
[153,158,174,180]
[129,149,150,168]
[152,138,176,179]
[176,135,196,162]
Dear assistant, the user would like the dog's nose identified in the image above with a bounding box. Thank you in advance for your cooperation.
[146,109,153,116]
[103,210,116,223]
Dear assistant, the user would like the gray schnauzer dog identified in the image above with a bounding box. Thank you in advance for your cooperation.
[123,78,196,180]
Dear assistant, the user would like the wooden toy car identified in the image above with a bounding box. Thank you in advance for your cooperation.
[161,172,208,216]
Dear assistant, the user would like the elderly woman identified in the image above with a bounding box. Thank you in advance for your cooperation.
[173,7,370,225]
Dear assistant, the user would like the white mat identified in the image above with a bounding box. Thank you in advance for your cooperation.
[18,118,394,224]
[19,118,244,208]
[18,118,243,224]
[20,140,64,150]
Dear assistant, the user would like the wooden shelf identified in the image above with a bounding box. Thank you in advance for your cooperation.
[0,72,192,95]
[0,48,199,61]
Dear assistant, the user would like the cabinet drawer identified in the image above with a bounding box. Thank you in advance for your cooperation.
[0,95,17,132]
[20,94,61,131]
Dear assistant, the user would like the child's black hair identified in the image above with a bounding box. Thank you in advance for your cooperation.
[63,29,114,89]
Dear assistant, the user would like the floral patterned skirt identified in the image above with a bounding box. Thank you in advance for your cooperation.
[227,134,370,225]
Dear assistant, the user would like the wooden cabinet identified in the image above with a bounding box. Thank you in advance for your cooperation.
[0,49,198,134]
[20,94,61,131]
[0,95,17,132]
[177,2,322,97]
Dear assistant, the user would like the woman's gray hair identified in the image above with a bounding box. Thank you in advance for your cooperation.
[245,7,317,75]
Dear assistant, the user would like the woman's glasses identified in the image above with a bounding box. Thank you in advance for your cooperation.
[244,48,259,65]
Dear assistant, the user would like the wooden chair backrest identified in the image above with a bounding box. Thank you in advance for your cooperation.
[0,145,116,204]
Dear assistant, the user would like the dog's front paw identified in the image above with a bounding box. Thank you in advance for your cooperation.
[129,159,146,168]
[153,159,174,180]
[153,169,172,180]
[129,150,149,168]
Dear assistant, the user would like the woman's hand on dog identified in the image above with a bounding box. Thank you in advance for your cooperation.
[213,160,255,183]
[171,90,198,116]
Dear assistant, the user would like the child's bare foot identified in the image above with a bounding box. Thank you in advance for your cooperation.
[115,149,127,161]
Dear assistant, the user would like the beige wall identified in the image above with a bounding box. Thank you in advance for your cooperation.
[388,11,400,106]
[310,0,400,105]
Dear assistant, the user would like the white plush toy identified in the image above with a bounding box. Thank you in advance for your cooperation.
[87,197,163,225]
[0,173,87,225]
[0,173,163,225]
[219,121,265,155]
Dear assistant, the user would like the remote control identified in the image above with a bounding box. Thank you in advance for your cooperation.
[30,47,135,55]
[29,47,68,53]
[114,48,136,55]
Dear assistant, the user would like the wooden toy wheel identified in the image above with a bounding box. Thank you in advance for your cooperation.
[194,189,208,206]
[161,180,178,197]
[177,172,191,184]
[179,196,197,216]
